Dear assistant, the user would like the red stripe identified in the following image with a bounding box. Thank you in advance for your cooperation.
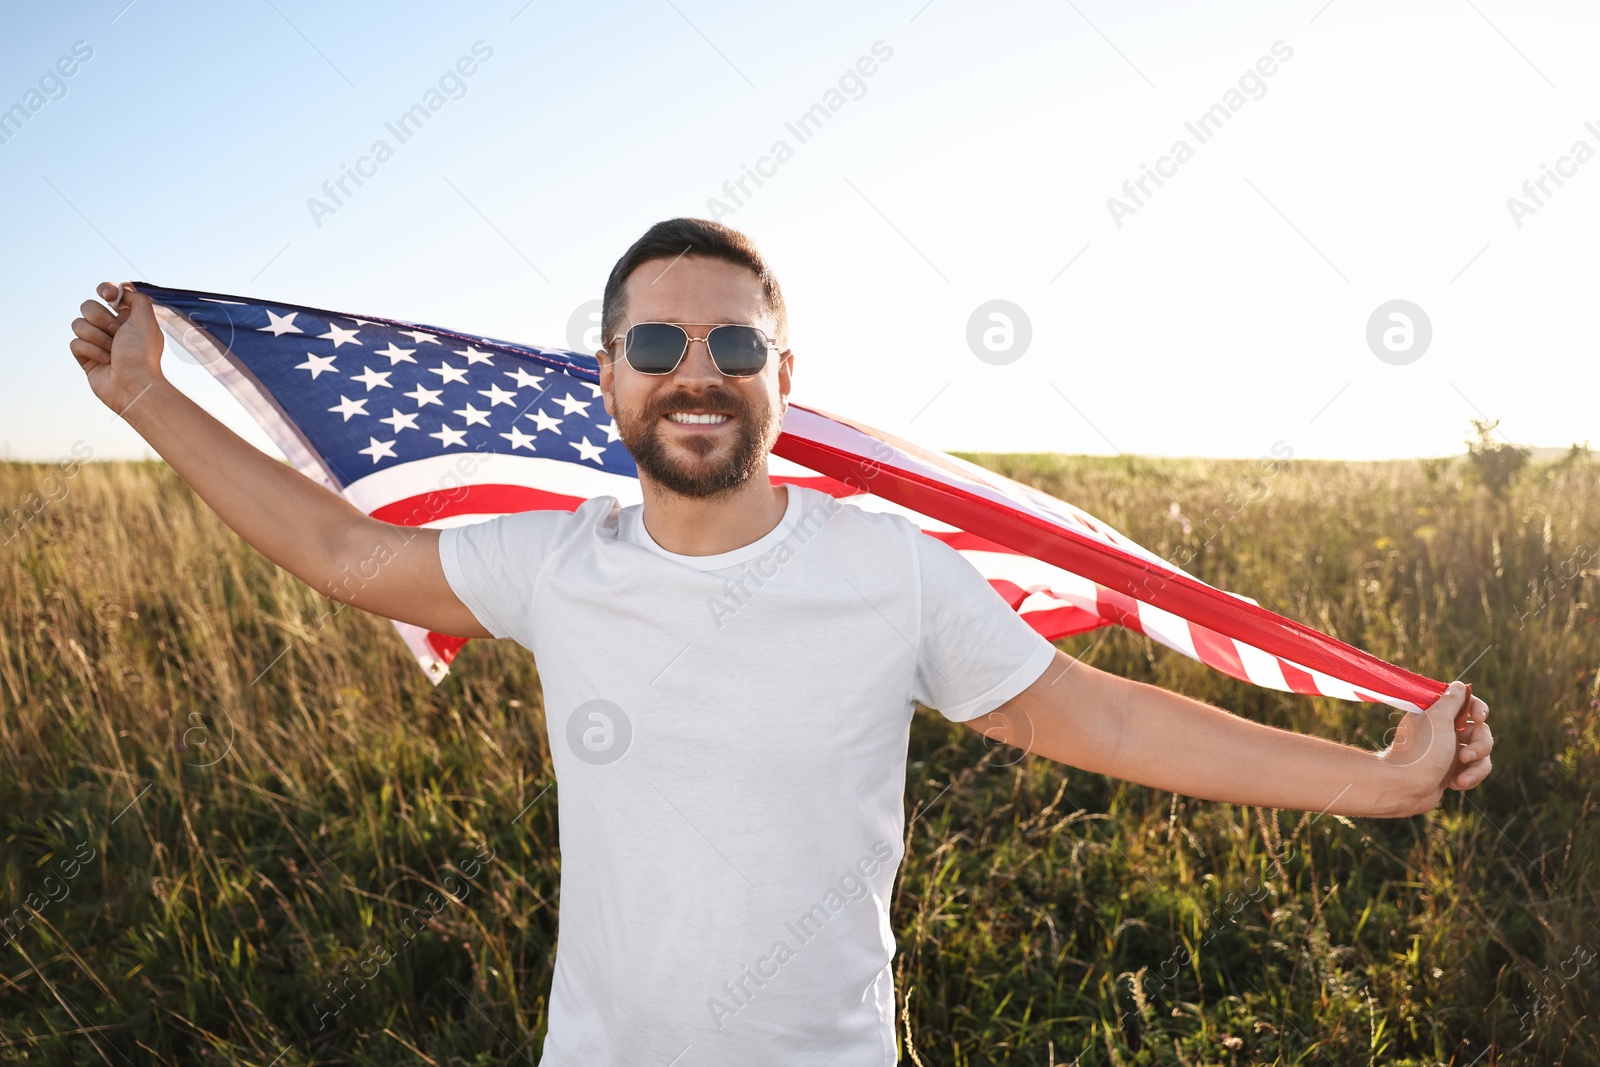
[987,578,1030,611]
[775,405,1445,709]
[923,529,1024,555]
[1276,658,1321,697]
[426,632,468,665]
[1018,605,1109,640]
[1094,585,1146,634]
[770,473,867,497]
[1188,625,1247,681]
[370,484,586,526]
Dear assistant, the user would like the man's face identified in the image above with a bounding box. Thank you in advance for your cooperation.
[598,256,792,500]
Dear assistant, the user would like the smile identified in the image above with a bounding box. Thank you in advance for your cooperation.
[665,412,732,425]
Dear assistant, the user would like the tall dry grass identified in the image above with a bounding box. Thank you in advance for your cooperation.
[0,453,1595,1065]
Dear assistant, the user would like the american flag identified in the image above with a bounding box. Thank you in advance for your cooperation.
[136,282,1447,714]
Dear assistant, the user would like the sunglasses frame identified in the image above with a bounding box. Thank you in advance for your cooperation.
[606,321,782,378]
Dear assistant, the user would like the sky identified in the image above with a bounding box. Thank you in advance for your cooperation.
[3,0,1596,464]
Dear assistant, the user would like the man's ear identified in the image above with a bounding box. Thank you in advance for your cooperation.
[597,349,613,416]
[778,348,793,411]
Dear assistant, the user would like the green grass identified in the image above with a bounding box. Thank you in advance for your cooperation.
[1,453,1596,1065]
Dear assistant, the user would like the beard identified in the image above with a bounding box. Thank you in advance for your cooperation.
[614,384,779,500]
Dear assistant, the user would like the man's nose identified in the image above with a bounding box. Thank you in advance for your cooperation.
[672,331,722,385]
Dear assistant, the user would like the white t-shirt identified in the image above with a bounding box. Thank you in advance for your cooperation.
[439,482,1057,1066]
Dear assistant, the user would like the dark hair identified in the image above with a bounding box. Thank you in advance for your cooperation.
[600,217,788,360]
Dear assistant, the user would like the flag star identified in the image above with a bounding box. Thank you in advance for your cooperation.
[350,366,394,391]
[505,366,545,391]
[374,343,418,365]
[552,392,592,417]
[379,408,420,433]
[429,362,470,385]
[399,329,442,345]
[499,426,538,451]
[569,436,606,464]
[599,418,621,443]
[583,383,604,398]
[328,395,370,421]
[526,409,563,433]
[259,310,303,336]
[452,403,492,427]
[405,384,444,408]
[453,345,496,366]
[429,423,468,448]
[358,436,397,464]
[295,352,338,379]
[477,383,516,407]
[319,323,362,348]
[350,318,385,327]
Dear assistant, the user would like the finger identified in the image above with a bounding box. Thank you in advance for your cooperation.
[80,299,118,332]
[1433,681,1468,713]
[71,316,113,348]
[1444,682,1473,732]
[97,281,125,312]
[1461,722,1494,762]
[70,337,110,365]
[1456,756,1491,788]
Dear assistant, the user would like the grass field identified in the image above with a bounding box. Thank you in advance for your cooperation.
[1,450,1596,1065]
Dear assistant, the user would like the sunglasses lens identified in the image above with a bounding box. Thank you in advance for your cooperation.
[708,325,770,376]
[625,323,688,373]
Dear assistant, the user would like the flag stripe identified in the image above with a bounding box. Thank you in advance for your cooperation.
[773,405,1441,711]
[371,484,585,525]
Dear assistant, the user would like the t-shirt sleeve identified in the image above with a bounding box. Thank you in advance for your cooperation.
[911,530,1059,722]
[437,510,565,643]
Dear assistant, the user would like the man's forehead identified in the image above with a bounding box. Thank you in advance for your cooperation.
[623,257,770,325]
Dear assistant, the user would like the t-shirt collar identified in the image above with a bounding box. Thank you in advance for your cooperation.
[621,483,802,570]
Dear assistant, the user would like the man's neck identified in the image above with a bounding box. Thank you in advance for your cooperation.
[638,471,789,556]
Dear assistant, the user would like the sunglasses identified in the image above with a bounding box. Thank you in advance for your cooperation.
[607,321,780,377]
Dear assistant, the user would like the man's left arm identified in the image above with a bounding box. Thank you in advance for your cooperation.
[965,649,1494,818]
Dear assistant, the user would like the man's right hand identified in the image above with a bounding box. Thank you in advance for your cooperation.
[70,281,165,413]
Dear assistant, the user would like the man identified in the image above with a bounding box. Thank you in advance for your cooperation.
[70,217,1493,1065]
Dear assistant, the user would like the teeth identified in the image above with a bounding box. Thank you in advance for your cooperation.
[666,412,730,424]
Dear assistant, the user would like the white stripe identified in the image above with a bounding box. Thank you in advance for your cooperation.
[1305,666,1361,703]
[395,621,451,682]
[788,406,1185,572]
[1234,639,1290,692]
[956,549,1100,603]
[341,453,641,514]
[1134,600,1200,660]
[829,491,961,533]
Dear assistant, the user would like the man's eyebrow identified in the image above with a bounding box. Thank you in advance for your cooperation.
[638,318,761,327]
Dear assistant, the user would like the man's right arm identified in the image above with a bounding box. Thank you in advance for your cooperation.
[70,281,492,640]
